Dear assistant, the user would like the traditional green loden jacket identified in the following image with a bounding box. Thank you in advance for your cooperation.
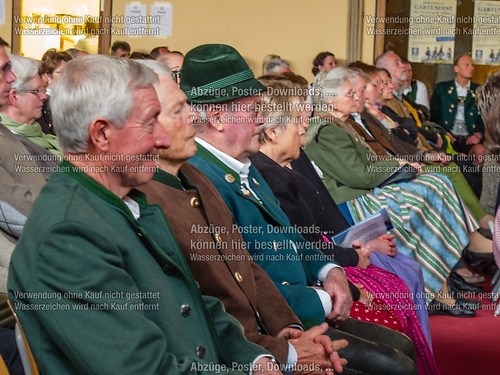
[304,118,398,204]
[430,80,484,135]
[8,160,268,375]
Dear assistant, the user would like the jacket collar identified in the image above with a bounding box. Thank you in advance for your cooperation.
[195,139,242,184]
[153,168,189,190]
[61,159,147,222]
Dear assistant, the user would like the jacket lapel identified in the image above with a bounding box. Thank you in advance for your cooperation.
[194,144,291,228]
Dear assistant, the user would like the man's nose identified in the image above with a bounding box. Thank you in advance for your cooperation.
[153,121,171,149]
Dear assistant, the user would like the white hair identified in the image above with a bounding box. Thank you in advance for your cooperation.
[9,55,41,92]
[313,67,352,105]
[51,55,158,153]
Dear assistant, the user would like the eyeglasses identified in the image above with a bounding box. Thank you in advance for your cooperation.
[342,90,356,98]
[23,87,47,96]
[171,70,181,82]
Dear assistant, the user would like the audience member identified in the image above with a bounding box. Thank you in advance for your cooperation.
[349,66,493,254]
[262,54,292,74]
[1,55,61,157]
[129,51,151,60]
[65,48,88,59]
[110,40,131,58]
[8,55,279,374]
[183,43,417,375]
[0,42,42,375]
[312,52,337,76]
[375,51,423,145]
[150,45,170,60]
[157,51,184,86]
[430,53,485,155]
[38,49,72,135]
[400,60,430,110]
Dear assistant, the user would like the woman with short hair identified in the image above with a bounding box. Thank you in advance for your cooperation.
[0,55,61,157]
[37,49,72,135]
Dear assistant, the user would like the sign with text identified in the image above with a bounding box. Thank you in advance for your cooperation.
[407,0,457,63]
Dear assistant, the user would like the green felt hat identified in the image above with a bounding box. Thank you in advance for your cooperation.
[181,44,265,104]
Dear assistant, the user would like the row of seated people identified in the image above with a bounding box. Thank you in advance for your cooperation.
[9,42,184,139]
[1,46,417,375]
[32,45,497,228]
[0,43,498,374]
[273,50,498,220]
[36,45,496,219]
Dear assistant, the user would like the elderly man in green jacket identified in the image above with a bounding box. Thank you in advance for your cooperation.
[8,55,279,375]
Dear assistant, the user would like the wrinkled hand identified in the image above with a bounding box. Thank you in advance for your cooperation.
[351,241,371,269]
[277,327,303,341]
[320,337,348,374]
[323,268,352,326]
[253,357,282,375]
[366,234,398,257]
[289,323,348,374]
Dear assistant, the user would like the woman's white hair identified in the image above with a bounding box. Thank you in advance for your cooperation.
[312,67,352,106]
[136,59,172,79]
[9,55,41,92]
[51,55,158,153]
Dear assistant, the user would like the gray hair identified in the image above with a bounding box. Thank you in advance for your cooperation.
[476,71,500,117]
[9,55,41,92]
[312,67,352,106]
[257,76,304,143]
[136,59,172,79]
[348,68,370,83]
[263,55,291,75]
[51,55,158,153]
[374,50,395,70]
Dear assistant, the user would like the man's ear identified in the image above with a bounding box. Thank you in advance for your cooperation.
[88,118,113,152]
[206,104,224,131]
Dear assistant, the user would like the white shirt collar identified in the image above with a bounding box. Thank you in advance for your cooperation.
[351,112,362,124]
[455,79,470,90]
[195,137,257,198]
[123,196,140,220]
[195,137,251,178]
